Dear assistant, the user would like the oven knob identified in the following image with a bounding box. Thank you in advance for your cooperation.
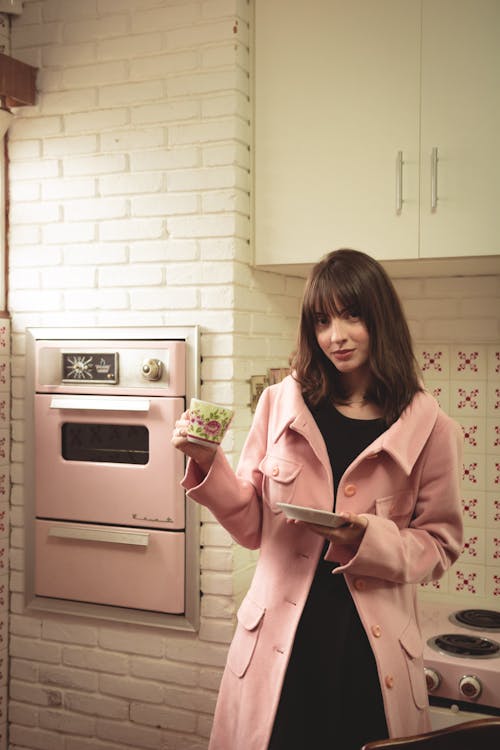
[459,675,482,700]
[141,358,163,381]
[424,667,441,693]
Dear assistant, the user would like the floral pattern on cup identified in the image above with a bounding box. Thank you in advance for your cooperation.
[187,399,234,447]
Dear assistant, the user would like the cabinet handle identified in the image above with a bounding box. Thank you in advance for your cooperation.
[431,147,438,211]
[395,150,403,213]
[48,525,150,546]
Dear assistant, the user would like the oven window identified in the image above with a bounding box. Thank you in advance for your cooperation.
[61,423,149,465]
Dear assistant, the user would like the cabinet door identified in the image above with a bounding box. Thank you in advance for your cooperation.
[254,0,421,267]
[420,0,500,257]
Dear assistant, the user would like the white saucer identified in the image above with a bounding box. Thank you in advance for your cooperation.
[276,503,348,528]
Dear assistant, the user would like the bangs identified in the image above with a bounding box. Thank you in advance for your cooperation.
[303,263,363,321]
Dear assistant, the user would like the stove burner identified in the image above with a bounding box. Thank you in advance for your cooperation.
[428,633,500,658]
[451,608,500,631]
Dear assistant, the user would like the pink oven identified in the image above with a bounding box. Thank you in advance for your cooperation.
[420,600,500,729]
[26,328,200,623]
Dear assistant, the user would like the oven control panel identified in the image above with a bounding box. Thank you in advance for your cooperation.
[62,352,119,383]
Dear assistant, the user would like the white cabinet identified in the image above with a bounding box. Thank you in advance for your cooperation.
[254,0,500,269]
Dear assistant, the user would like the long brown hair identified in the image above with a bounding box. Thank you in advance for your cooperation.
[291,248,422,425]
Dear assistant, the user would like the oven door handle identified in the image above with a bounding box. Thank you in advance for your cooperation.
[48,525,150,547]
[49,396,151,412]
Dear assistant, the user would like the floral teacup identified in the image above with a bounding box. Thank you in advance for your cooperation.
[187,398,234,448]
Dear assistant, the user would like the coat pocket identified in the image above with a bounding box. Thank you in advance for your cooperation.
[227,597,266,678]
[375,491,415,527]
[259,454,302,511]
[399,619,428,709]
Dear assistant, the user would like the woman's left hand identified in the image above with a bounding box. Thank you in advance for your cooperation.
[289,511,368,548]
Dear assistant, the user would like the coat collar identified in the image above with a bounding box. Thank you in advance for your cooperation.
[271,376,439,476]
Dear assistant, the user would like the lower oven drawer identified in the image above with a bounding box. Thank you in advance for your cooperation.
[35,520,185,614]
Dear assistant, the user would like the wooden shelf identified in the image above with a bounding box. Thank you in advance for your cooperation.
[0,52,37,106]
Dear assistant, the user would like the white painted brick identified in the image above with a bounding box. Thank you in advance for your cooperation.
[98,32,163,62]
[64,16,129,44]
[65,690,129,721]
[64,289,129,311]
[202,92,251,120]
[40,89,98,117]
[198,619,234,644]
[8,700,39,726]
[199,520,232,549]
[99,674,162,704]
[62,647,128,675]
[10,200,59,225]
[96,718,161,749]
[167,166,241,192]
[132,4,200,34]
[43,134,97,158]
[167,214,238,239]
[132,193,198,217]
[130,287,198,310]
[9,245,62,267]
[200,595,235,620]
[63,244,128,265]
[129,701,197,732]
[99,80,164,108]
[129,239,198,263]
[9,115,62,140]
[13,21,60,49]
[41,620,98,647]
[41,267,96,289]
[10,615,42,639]
[42,177,96,200]
[101,127,163,152]
[42,2,102,22]
[165,19,234,50]
[99,172,163,196]
[201,571,233,597]
[9,269,40,290]
[199,236,246,260]
[9,158,59,181]
[98,265,162,288]
[39,664,98,692]
[9,180,41,202]
[202,141,250,168]
[64,197,128,222]
[10,658,39,683]
[168,118,249,147]
[130,50,198,80]
[10,679,63,707]
[130,657,198,688]
[202,188,250,215]
[7,138,41,160]
[39,708,96,737]
[43,221,96,243]
[98,628,164,657]
[131,98,199,127]
[63,153,127,177]
[200,547,234,572]
[8,724,65,750]
[65,108,129,134]
[129,145,198,172]
[99,218,165,241]
[10,636,61,665]
[421,318,499,342]
[62,60,128,89]
[42,42,96,68]
[164,639,228,669]
[424,275,499,298]
[8,290,62,312]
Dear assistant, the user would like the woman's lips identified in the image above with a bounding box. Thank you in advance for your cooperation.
[332,349,354,361]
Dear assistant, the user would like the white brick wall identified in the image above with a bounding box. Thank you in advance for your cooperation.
[5,1,500,748]
[6,1,301,748]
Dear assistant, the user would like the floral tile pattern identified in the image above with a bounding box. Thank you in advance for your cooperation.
[416,343,500,603]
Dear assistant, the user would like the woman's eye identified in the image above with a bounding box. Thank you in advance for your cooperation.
[314,314,329,326]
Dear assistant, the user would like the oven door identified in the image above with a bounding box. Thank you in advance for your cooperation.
[35,519,185,613]
[35,394,185,529]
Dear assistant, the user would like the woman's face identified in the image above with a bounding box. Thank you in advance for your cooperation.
[314,299,370,377]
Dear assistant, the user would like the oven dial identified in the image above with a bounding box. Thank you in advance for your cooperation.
[459,674,482,700]
[424,667,441,693]
[141,358,163,381]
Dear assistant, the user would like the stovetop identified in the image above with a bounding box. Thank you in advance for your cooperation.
[419,600,500,710]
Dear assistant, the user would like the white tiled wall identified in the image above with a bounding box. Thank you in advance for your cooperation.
[416,342,500,604]
[4,1,500,748]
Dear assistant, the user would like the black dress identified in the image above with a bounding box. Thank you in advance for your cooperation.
[268,402,390,750]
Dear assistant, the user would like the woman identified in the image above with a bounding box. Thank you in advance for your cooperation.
[172,249,463,750]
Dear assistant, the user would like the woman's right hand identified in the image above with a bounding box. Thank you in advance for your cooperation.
[171,410,217,476]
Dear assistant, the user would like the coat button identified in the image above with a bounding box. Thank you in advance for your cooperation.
[344,483,356,497]
[353,578,366,591]
[272,465,279,476]
[371,625,382,638]
[385,675,395,689]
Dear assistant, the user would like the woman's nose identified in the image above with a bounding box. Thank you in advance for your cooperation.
[328,319,346,342]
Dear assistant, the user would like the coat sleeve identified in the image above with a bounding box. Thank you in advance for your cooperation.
[328,413,464,584]
[181,387,272,550]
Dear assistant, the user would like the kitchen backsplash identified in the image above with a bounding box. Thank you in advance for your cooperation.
[416,343,500,604]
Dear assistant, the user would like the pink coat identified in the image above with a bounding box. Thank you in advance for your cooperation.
[183,376,464,749]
